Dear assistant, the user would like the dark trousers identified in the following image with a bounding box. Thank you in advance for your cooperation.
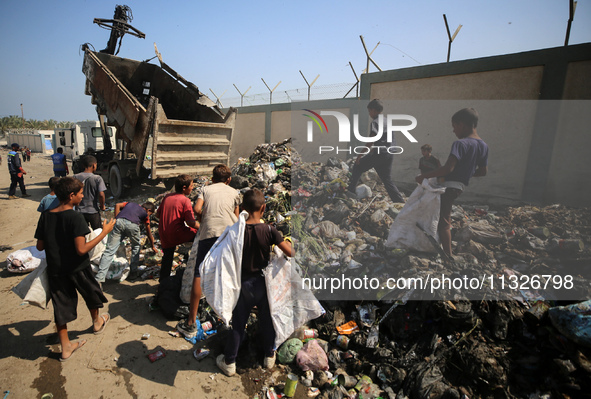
[192,236,218,278]
[224,273,275,363]
[82,212,102,230]
[9,174,26,196]
[160,247,176,282]
[347,154,404,203]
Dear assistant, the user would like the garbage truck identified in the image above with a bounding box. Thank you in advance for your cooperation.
[78,45,237,197]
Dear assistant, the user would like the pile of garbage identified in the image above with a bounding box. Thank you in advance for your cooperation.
[104,141,590,398]
[265,155,591,398]
[231,138,292,232]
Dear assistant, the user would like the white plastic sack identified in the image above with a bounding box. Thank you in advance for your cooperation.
[385,178,446,252]
[200,212,247,327]
[180,236,200,304]
[12,259,50,309]
[86,227,107,265]
[90,257,130,281]
[356,184,372,199]
[6,246,45,273]
[264,247,325,348]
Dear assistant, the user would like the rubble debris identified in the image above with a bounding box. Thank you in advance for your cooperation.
[286,149,591,398]
[549,300,591,348]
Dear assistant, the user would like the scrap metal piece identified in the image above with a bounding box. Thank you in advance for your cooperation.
[94,5,145,55]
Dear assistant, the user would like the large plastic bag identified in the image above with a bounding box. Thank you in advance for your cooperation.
[6,246,45,273]
[385,178,446,252]
[548,300,591,348]
[295,339,329,371]
[12,259,50,309]
[199,212,247,327]
[277,338,304,364]
[86,227,107,265]
[180,236,200,304]
[90,257,130,281]
[264,247,325,348]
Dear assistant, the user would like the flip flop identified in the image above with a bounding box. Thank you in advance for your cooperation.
[60,339,87,362]
[93,313,110,335]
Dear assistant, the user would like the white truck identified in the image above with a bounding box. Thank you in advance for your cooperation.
[53,121,117,160]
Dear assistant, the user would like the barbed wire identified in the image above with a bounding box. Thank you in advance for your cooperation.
[222,82,358,107]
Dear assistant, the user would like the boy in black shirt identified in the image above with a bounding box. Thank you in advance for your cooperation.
[35,177,116,361]
[347,100,405,203]
[419,144,441,174]
[216,188,293,376]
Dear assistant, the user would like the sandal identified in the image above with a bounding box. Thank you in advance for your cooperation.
[93,313,110,335]
[60,340,87,362]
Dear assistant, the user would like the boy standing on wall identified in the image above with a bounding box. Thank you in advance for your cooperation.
[35,177,116,361]
[416,108,489,257]
[177,164,239,338]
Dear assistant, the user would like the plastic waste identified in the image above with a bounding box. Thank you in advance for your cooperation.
[277,338,304,364]
[296,339,329,371]
[548,300,591,348]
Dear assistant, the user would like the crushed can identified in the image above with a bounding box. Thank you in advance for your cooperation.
[336,335,350,349]
[354,375,372,391]
[201,321,213,332]
[148,349,166,362]
[266,387,279,399]
[193,348,210,361]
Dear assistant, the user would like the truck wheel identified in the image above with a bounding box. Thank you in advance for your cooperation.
[109,165,124,198]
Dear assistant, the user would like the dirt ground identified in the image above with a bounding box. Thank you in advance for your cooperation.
[0,146,258,399]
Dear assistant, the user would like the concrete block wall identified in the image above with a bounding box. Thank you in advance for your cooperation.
[230,43,591,207]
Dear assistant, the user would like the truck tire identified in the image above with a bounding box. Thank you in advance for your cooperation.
[109,165,124,198]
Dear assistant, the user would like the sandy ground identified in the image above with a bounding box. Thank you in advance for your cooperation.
[0,148,257,399]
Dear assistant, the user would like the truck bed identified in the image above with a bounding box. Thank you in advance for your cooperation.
[82,48,236,179]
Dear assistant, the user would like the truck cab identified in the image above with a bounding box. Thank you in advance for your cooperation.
[53,121,116,161]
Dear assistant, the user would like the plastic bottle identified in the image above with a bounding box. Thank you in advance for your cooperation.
[295,328,318,340]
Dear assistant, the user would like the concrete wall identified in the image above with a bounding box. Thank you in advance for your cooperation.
[231,43,591,207]
[370,66,544,100]
[230,112,266,164]
[7,132,53,154]
[544,60,591,205]
[270,111,291,143]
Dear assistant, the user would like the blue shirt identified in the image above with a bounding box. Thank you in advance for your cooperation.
[51,153,66,171]
[117,202,149,226]
[445,137,489,186]
[38,194,60,213]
